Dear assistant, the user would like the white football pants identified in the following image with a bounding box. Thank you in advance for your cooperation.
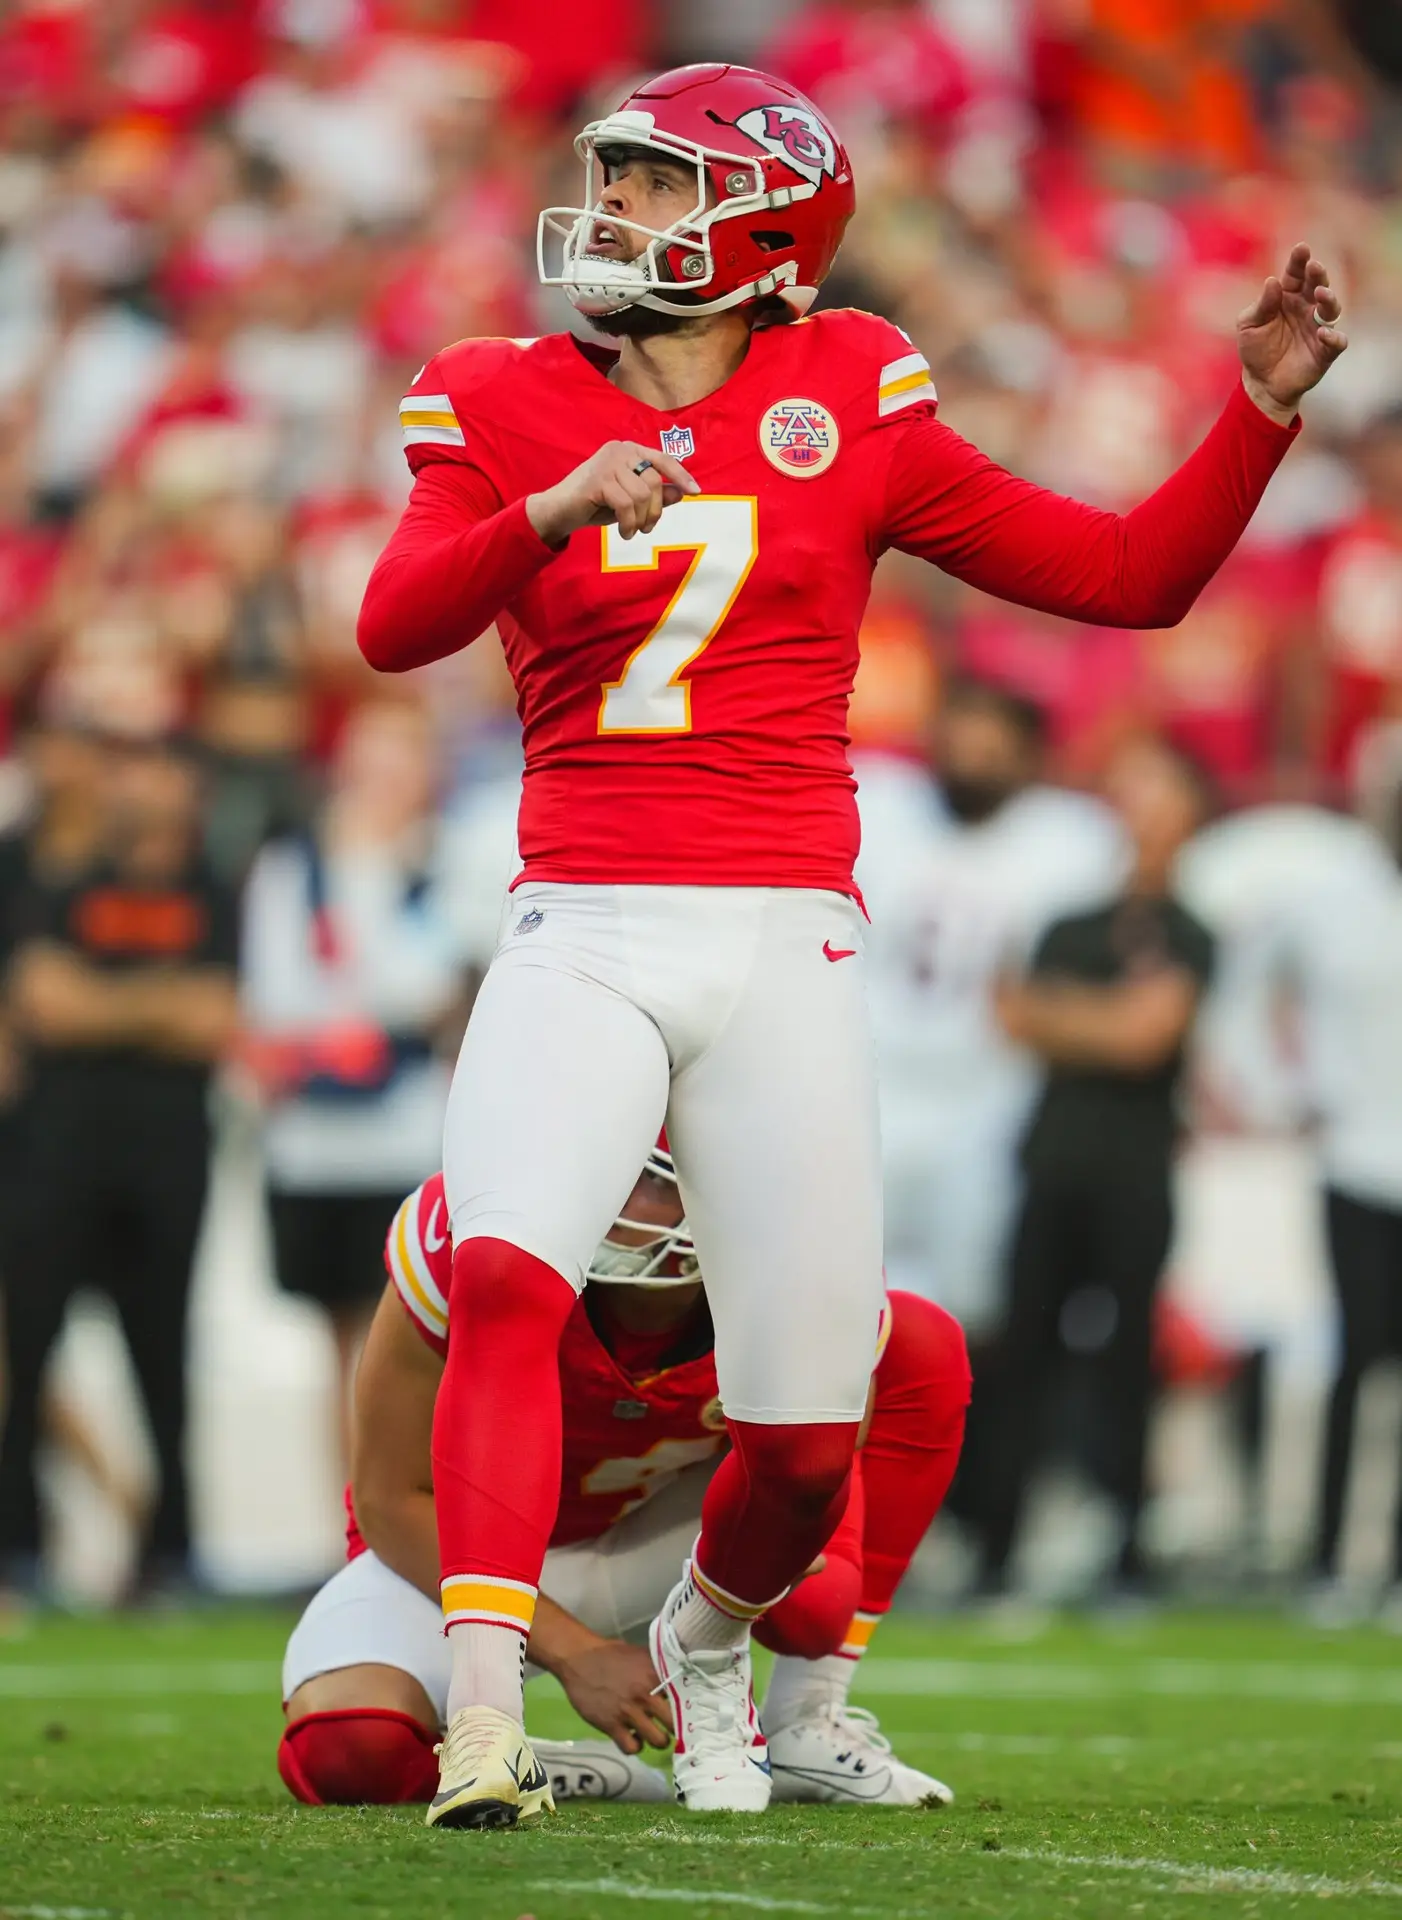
[443,883,885,1423]
[283,1461,714,1716]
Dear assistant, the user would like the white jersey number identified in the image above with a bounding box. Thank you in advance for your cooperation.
[581,1436,724,1522]
[598,496,758,734]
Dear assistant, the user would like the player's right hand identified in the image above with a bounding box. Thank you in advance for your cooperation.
[555,1637,675,1753]
[526,440,700,545]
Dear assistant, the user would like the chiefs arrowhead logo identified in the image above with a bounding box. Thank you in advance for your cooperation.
[734,103,837,187]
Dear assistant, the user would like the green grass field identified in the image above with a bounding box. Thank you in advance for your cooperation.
[1,1606,1400,1919]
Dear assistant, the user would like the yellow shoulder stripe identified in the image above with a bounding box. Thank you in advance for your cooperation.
[878,369,932,401]
[399,408,460,431]
[389,1195,447,1334]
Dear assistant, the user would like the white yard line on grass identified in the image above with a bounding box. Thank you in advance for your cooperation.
[0,1663,275,1699]
[0,1907,117,1918]
[855,1656,1402,1706]
[952,1731,1138,1754]
[999,1848,1402,1899]
[529,1880,831,1913]
[589,1829,1402,1897]
[2,1654,1396,1705]
[626,1831,901,1853]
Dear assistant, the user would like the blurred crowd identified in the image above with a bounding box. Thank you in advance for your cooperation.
[1,0,1402,1612]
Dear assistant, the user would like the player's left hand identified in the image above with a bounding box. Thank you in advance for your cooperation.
[555,1638,674,1753]
[1237,242,1346,423]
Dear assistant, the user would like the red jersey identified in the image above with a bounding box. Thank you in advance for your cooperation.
[349,1170,892,1557]
[1316,511,1402,777]
[372,1174,727,1549]
[359,312,1298,896]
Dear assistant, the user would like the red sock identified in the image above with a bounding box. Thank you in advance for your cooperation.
[278,1710,440,1805]
[859,1291,970,1619]
[753,1460,865,1659]
[693,1418,859,1609]
[433,1237,577,1603]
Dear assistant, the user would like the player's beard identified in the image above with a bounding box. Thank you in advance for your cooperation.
[941,775,1018,825]
[584,302,703,341]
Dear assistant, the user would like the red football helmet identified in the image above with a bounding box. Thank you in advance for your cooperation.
[537,63,855,320]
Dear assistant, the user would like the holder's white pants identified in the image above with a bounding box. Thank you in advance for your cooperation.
[282,1462,714,1716]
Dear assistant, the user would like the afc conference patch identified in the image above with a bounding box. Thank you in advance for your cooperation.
[660,424,694,459]
[758,396,839,478]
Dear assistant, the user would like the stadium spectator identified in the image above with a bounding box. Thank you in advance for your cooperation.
[1194,790,1402,1611]
[856,678,1123,1334]
[233,6,435,229]
[239,695,465,1478]
[1058,0,1273,187]
[0,700,111,1221]
[763,0,969,140]
[980,735,1216,1598]
[0,732,238,1600]
[1312,404,1402,786]
[17,246,173,522]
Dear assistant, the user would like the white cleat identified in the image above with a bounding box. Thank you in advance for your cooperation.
[649,1585,771,1813]
[766,1706,954,1808]
[426,1705,556,1830]
[531,1737,670,1802]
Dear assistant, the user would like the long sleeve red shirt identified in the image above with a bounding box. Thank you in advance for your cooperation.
[358,313,1301,891]
[358,378,1296,675]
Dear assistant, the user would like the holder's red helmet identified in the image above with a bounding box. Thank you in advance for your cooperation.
[537,63,855,321]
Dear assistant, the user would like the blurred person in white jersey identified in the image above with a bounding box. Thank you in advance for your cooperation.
[1185,794,1402,1617]
[240,698,466,1483]
[856,677,1123,1335]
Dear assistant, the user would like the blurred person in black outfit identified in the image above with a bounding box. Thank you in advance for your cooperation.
[0,713,111,1201]
[978,737,1216,1599]
[0,735,239,1599]
[0,712,148,1578]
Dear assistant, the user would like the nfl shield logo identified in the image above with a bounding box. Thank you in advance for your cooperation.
[660,424,694,459]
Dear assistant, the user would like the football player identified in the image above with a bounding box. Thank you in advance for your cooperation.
[357,62,1342,1824]
[277,1146,970,1810]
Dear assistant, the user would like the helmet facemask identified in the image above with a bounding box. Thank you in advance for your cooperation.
[585,1145,701,1290]
[537,110,816,320]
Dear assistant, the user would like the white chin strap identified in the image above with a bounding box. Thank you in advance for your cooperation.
[536,112,818,320]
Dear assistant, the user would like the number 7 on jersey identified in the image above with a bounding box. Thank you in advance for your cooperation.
[598,495,759,734]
